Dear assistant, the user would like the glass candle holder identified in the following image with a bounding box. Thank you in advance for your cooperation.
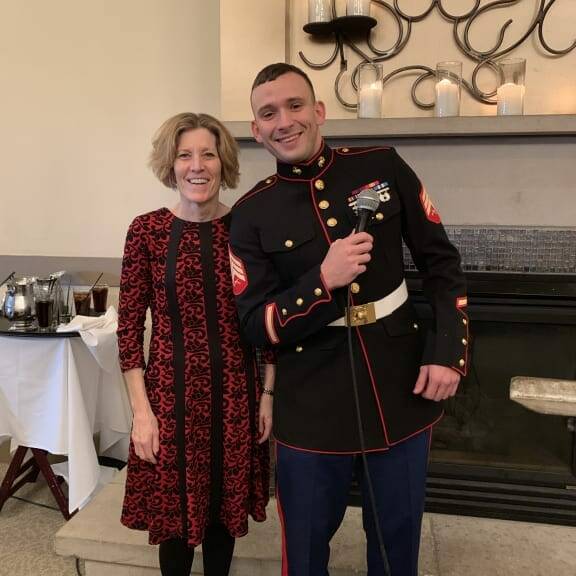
[347,0,370,17]
[497,58,526,116]
[308,0,332,23]
[357,63,383,119]
[435,61,462,117]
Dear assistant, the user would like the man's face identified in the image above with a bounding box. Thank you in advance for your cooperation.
[250,72,326,164]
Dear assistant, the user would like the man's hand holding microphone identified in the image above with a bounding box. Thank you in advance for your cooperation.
[320,231,373,291]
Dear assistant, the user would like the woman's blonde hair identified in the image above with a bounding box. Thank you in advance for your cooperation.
[149,112,240,190]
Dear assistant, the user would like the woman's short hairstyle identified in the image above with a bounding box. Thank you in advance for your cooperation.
[149,112,240,190]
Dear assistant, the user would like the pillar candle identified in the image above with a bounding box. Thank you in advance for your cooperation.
[497,82,525,116]
[347,0,370,17]
[435,78,460,117]
[358,82,382,118]
[308,0,331,23]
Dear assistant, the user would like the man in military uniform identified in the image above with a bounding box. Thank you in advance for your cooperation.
[229,63,468,576]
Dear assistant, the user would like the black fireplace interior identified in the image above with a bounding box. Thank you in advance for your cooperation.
[418,272,576,525]
[349,272,576,526]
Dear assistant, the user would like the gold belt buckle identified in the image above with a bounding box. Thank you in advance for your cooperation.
[345,302,376,327]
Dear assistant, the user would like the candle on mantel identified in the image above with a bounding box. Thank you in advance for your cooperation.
[308,0,331,23]
[435,78,460,117]
[358,81,382,118]
[347,0,370,17]
[497,82,525,116]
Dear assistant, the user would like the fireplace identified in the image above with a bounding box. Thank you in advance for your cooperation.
[347,272,576,524]
[412,272,576,525]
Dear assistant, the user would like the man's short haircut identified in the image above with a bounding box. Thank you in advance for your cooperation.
[251,63,316,101]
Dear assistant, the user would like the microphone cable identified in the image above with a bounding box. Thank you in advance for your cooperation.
[345,187,392,574]
[345,285,391,576]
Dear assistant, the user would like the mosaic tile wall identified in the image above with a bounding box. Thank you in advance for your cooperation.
[403,227,576,274]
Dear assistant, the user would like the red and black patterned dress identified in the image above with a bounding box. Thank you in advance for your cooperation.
[117,207,269,546]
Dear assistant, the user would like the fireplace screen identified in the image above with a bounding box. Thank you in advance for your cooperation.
[414,275,576,525]
[434,321,575,474]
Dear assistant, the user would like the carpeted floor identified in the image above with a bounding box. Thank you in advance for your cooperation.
[0,463,79,576]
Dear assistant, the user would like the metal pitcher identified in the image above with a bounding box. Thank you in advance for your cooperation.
[2,276,37,330]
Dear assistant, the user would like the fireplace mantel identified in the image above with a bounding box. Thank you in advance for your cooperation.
[226,114,576,141]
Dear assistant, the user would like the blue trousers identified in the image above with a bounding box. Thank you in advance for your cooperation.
[276,430,431,576]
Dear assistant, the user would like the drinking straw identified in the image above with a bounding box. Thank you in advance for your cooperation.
[66,279,71,311]
[0,271,16,288]
[89,272,104,293]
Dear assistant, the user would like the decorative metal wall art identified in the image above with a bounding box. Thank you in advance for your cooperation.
[300,0,576,111]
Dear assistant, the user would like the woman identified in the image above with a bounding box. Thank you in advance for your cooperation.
[117,112,275,576]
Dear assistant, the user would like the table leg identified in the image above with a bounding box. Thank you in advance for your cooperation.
[0,446,39,512]
[30,448,75,520]
[0,446,76,520]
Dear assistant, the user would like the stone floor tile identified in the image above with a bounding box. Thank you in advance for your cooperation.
[430,513,576,576]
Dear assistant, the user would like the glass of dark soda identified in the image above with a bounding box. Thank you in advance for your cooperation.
[73,289,91,316]
[92,284,108,314]
[34,280,55,331]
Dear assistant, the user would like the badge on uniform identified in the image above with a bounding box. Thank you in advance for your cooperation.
[229,248,248,296]
[419,187,442,224]
[347,181,390,214]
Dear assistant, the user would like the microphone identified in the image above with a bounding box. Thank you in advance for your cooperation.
[355,188,380,233]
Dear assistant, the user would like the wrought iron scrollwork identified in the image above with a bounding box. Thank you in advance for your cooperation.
[299,0,576,110]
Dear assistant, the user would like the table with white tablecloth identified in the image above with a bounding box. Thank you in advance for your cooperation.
[0,311,132,515]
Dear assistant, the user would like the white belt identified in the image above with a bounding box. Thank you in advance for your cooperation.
[328,280,408,327]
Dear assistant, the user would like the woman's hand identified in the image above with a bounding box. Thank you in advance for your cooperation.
[258,363,276,444]
[258,393,273,444]
[131,409,160,464]
[123,368,159,464]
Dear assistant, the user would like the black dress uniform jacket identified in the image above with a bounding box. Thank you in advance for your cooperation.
[230,143,469,452]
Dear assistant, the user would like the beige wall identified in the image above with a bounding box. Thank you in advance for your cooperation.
[220,0,287,120]
[0,0,220,258]
[287,0,576,120]
[1,0,574,262]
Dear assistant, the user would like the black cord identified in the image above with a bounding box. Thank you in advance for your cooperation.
[10,495,59,512]
[76,557,83,576]
[346,286,391,576]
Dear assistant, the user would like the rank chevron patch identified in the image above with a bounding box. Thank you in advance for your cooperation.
[229,248,248,296]
[419,187,441,224]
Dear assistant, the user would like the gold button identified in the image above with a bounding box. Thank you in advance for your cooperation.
[462,338,468,346]
[265,178,273,184]
[296,346,303,353]
[340,147,349,153]
[350,282,360,294]
[314,288,322,297]
[462,318,468,325]
[413,323,419,330]
[314,179,325,191]
[319,200,330,210]
[375,212,384,221]
[281,308,288,316]
[327,218,338,227]
[292,166,302,175]
[459,359,465,367]
[296,298,304,306]
[284,239,294,248]
[318,156,325,167]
